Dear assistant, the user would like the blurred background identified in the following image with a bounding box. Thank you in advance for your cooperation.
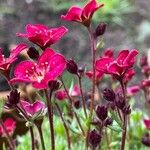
[0,0,150,91]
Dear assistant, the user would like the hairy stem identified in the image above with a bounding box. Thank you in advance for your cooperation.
[120,79,127,150]
[44,89,55,150]
[55,102,71,150]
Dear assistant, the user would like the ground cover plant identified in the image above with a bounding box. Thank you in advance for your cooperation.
[0,0,150,150]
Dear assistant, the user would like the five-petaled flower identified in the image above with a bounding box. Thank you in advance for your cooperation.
[61,0,104,27]
[20,100,46,117]
[16,24,68,50]
[10,48,66,89]
[0,43,27,71]
[0,118,16,137]
[96,49,138,80]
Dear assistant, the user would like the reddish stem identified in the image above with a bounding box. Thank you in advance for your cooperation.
[77,75,87,118]
[44,89,55,150]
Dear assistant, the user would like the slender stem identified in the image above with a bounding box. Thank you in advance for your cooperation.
[29,127,35,150]
[88,25,96,118]
[60,78,85,135]
[120,79,127,150]
[36,125,45,150]
[0,118,15,150]
[55,102,71,150]
[44,89,55,150]
[77,75,87,118]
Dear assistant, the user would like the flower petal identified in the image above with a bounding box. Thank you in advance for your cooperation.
[61,6,82,22]
[82,0,104,18]
[96,57,113,72]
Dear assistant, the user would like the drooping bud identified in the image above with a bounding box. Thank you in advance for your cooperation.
[27,47,39,60]
[66,59,78,74]
[115,93,126,110]
[48,80,60,91]
[89,129,101,149]
[96,105,108,121]
[104,117,113,127]
[103,88,115,102]
[95,22,107,37]
[142,133,150,147]
[6,89,20,108]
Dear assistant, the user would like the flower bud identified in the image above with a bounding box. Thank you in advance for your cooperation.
[89,129,101,148]
[122,105,131,115]
[96,105,108,121]
[66,59,78,74]
[48,80,60,91]
[140,55,148,67]
[104,117,113,127]
[73,100,81,109]
[6,89,20,108]
[142,133,150,147]
[115,93,126,110]
[103,88,115,102]
[27,47,39,60]
[95,22,107,37]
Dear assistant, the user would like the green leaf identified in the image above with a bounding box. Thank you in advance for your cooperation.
[110,110,122,127]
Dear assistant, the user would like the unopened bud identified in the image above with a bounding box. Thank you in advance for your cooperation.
[6,89,20,108]
[66,59,78,74]
[103,88,115,102]
[115,93,126,110]
[140,55,148,67]
[96,105,108,121]
[48,80,60,91]
[142,133,150,147]
[27,47,39,60]
[95,22,107,37]
[122,105,131,115]
[78,65,85,77]
[89,129,101,148]
[104,117,113,127]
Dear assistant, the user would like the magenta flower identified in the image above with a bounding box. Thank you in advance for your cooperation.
[127,85,140,96]
[144,119,150,130]
[10,48,66,89]
[20,100,46,117]
[17,24,68,49]
[0,43,27,71]
[61,0,104,27]
[141,79,150,88]
[0,118,16,137]
[55,90,67,101]
[86,70,104,84]
[70,85,80,97]
[96,49,138,80]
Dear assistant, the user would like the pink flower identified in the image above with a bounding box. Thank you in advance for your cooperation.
[141,79,150,88]
[55,85,80,100]
[86,70,104,84]
[127,85,140,96]
[20,100,46,117]
[0,43,27,71]
[70,85,80,97]
[10,48,66,89]
[96,49,138,80]
[61,0,104,27]
[0,118,16,137]
[144,119,150,130]
[55,90,67,100]
[17,24,68,49]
